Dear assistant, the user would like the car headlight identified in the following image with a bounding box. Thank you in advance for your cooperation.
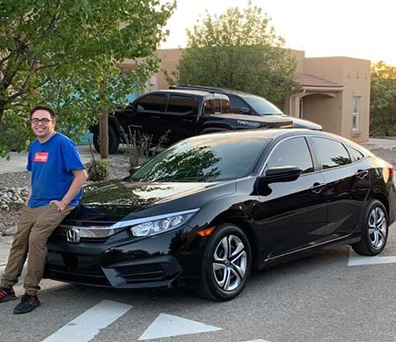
[130,209,199,237]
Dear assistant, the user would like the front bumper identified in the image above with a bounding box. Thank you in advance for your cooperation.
[44,226,202,289]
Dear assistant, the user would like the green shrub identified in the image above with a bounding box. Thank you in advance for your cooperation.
[87,158,110,182]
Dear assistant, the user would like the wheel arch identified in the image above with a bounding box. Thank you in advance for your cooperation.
[210,213,259,271]
[369,192,389,217]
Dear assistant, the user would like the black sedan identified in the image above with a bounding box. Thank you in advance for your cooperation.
[44,129,396,301]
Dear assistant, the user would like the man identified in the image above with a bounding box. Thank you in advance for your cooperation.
[0,105,87,314]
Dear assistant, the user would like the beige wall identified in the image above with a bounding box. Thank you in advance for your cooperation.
[303,57,370,142]
[155,49,183,90]
[303,93,343,134]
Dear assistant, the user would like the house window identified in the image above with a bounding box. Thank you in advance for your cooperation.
[352,97,360,130]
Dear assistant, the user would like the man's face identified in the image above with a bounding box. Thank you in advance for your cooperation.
[30,109,55,140]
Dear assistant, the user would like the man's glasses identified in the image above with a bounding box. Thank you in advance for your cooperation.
[30,118,53,125]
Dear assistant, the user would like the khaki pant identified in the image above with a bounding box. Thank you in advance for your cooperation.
[1,203,74,295]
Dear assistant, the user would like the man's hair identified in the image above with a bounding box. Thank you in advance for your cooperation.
[30,105,56,119]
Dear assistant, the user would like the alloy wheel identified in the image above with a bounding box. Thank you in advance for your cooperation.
[368,206,387,249]
[212,235,247,291]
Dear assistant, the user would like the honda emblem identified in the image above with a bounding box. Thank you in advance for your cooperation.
[66,227,81,243]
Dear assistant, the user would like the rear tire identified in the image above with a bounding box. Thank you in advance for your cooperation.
[198,223,251,301]
[93,125,120,154]
[352,199,388,256]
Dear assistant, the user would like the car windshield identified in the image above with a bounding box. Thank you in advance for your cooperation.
[241,94,284,115]
[131,134,270,182]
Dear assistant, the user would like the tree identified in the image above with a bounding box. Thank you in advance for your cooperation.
[174,5,296,105]
[370,61,396,136]
[0,0,175,157]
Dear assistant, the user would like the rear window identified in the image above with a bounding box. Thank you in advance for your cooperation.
[313,137,351,169]
[167,95,197,114]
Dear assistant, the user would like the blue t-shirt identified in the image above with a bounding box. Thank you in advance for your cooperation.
[27,133,85,208]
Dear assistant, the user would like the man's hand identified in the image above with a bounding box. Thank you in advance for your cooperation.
[50,200,67,211]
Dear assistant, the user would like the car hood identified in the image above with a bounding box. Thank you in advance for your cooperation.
[289,117,322,130]
[64,179,235,224]
[211,113,293,124]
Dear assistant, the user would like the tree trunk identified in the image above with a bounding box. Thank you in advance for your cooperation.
[99,112,109,158]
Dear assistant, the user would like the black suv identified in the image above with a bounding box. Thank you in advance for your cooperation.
[91,89,293,154]
[170,84,323,131]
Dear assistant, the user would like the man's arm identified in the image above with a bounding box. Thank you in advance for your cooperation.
[51,169,87,211]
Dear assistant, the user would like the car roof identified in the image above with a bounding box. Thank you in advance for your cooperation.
[172,84,252,97]
[149,89,229,99]
[186,128,367,149]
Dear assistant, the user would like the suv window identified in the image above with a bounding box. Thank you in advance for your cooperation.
[228,94,251,114]
[241,94,283,115]
[313,137,351,169]
[203,99,231,114]
[138,94,167,112]
[267,137,314,174]
[167,95,197,114]
[221,99,231,113]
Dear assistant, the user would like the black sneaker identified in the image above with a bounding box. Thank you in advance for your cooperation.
[0,287,17,303]
[13,294,41,314]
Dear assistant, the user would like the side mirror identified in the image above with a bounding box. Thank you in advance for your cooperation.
[129,165,141,175]
[261,166,301,183]
[239,107,251,114]
[137,105,144,113]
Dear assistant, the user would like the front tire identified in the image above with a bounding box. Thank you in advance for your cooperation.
[199,224,251,301]
[93,125,120,154]
[352,199,388,256]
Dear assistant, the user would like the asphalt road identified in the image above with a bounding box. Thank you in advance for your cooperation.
[1,224,396,342]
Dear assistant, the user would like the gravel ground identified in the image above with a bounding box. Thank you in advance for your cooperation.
[1,146,395,236]
[0,159,130,236]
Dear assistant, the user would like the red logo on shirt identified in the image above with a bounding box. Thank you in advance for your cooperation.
[34,152,49,163]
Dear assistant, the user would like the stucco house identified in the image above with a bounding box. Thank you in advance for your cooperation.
[145,49,370,143]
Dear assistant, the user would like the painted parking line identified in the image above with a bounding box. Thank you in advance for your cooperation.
[139,313,222,340]
[244,340,271,342]
[348,250,396,266]
[41,300,132,342]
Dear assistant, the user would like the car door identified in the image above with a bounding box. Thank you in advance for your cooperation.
[311,137,370,238]
[257,136,328,258]
[162,94,199,144]
[133,93,168,142]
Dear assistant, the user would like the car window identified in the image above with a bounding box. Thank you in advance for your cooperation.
[131,135,270,182]
[240,94,283,115]
[267,137,314,174]
[166,95,197,114]
[347,146,365,162]
[313,137,351,169]
[137,94,167,112]
[228,94,252,114]
[213,99,221,113]
[221,99,231,113]
[203,100,214,114]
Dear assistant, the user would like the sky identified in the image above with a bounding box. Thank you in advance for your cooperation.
[160,0,396,66]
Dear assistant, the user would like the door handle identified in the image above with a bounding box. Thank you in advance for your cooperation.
[310,182,325,194]
[150,116,160,120]
[356,169,368,179]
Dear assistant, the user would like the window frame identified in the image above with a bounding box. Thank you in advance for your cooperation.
[165,95,198,116]
[311,137,352,170]
[262,136,316,175]
[352,96,360,131]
